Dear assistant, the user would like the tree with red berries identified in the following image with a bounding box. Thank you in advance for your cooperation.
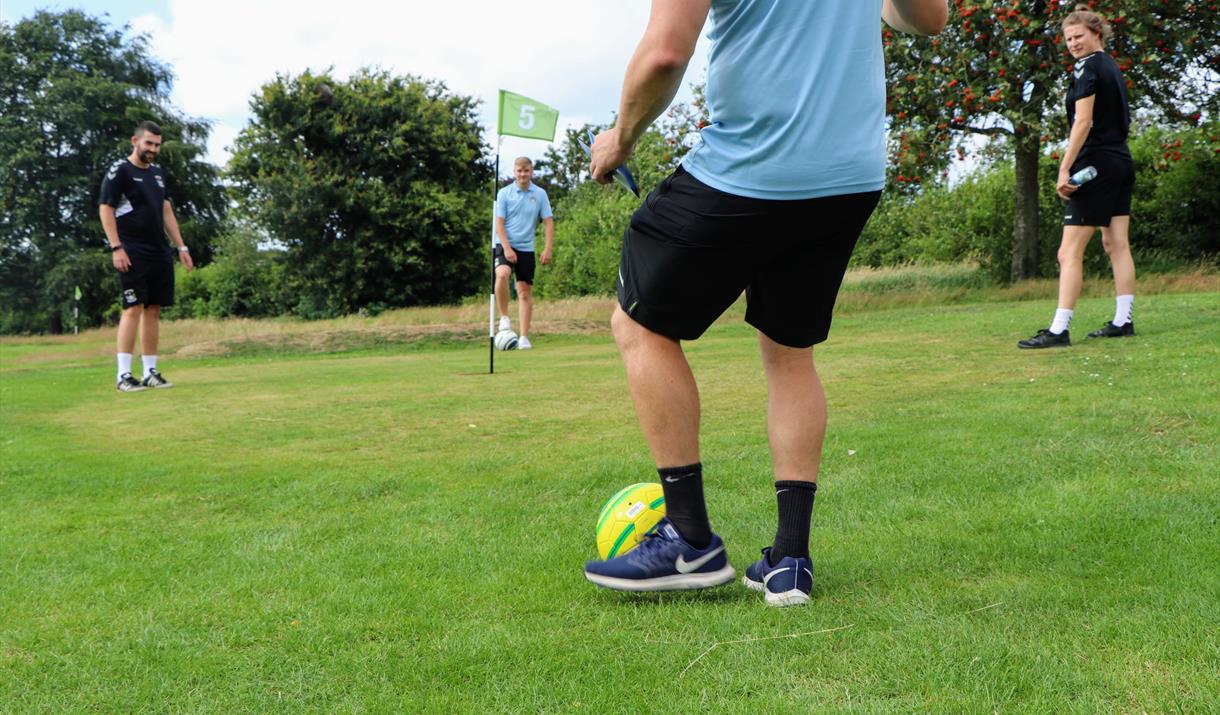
[885,0,1219,280]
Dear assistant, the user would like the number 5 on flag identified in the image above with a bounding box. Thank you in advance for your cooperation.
[498,90,558,141]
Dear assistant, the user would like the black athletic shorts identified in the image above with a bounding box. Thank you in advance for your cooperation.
[617,166,881,347]
[493,245,536,284]
[1064,149,1134,227]
[117,244,175,308]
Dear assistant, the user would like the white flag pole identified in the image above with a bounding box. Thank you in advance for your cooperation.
[489,135,502,374]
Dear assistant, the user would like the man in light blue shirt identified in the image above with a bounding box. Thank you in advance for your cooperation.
[584,0,948,605]
[493,156,554,350]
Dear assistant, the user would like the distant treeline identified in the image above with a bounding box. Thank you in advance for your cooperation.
[2,11,1215,333]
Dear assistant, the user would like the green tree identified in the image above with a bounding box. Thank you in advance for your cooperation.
[165,227,291,320]
[884,0,1219,280]
[535,95,708,298]
[855,120,1220,279]
[535,84,707,203]
[1129,120,1220,262]
[0,10,225,333]
[532,124,601,203]
[227,70,491,317]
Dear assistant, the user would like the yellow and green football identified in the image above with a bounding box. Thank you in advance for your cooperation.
[595,482,666,560]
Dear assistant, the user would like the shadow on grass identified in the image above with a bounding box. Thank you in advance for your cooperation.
[590,584,756,607]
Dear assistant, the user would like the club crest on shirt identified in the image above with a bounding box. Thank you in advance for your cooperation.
[154,174,165,189]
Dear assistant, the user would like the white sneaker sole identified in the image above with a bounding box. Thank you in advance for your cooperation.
[764,588,811,607]
[584,565,736,592]
[744,575,810,606]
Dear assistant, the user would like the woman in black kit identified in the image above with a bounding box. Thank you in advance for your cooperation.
[1019,6,1137,349]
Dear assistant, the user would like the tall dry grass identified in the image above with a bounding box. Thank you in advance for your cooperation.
[2,264,1215,368]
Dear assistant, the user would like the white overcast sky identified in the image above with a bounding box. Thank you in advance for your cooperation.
[3,0,710,174]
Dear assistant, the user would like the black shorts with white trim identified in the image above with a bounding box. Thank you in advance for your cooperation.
[1064,148,1134,227]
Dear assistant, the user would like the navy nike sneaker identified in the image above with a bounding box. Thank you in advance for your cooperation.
[743,547,814,607]
[584,518,735,592]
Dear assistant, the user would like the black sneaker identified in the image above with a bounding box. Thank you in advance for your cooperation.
[116,372,147,392]
[141,368,173,388]
[1018,329,1071,349]
[1087,321,1134,338]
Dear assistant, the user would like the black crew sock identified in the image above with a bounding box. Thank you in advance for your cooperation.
[657,463,712,549]
[770,480,817,565]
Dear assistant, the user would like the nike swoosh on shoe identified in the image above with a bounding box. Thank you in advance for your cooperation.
[675,545,725,574]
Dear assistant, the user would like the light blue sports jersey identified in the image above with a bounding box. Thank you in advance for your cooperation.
[493,182,553,251]
[681,0,887,200]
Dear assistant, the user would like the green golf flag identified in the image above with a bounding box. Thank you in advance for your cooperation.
[498,90,559,141]
[74,285,81,301]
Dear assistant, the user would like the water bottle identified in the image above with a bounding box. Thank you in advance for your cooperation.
[1069,166,1098,186]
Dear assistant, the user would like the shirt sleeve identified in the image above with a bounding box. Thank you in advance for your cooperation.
[1072,56,1099,100]
[99,163,124,207]
[537,189,553,220]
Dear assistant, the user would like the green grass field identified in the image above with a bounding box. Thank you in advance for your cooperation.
[2,279,1218,712]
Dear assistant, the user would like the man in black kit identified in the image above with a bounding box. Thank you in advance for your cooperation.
[99,121,194,391]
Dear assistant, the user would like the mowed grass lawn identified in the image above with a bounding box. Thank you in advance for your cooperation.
[2,289,1218,712]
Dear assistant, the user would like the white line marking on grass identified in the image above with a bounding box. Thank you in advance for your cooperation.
[679,623,856,678]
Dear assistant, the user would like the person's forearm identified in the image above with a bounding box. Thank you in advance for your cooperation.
[166,220,185,248]
[614,59,687,148]
[613,29,696,148]
[495,218,512,250]
[163,207,185,248]
[100,207,121,247]
[1060,119,1091,174]
[544,220,554,252]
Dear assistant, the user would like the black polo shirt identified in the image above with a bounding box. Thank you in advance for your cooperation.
[99,159,172,256]
[1066,50,1130,154]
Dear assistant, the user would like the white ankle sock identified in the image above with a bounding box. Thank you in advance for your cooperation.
[1050,308,1073,335]
[117,353,133,381]
[1113,295,1134,326]
[142,355,158,378]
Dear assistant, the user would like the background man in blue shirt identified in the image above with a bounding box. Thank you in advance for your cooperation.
[583,0,948,606]
[493,157,554,350]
